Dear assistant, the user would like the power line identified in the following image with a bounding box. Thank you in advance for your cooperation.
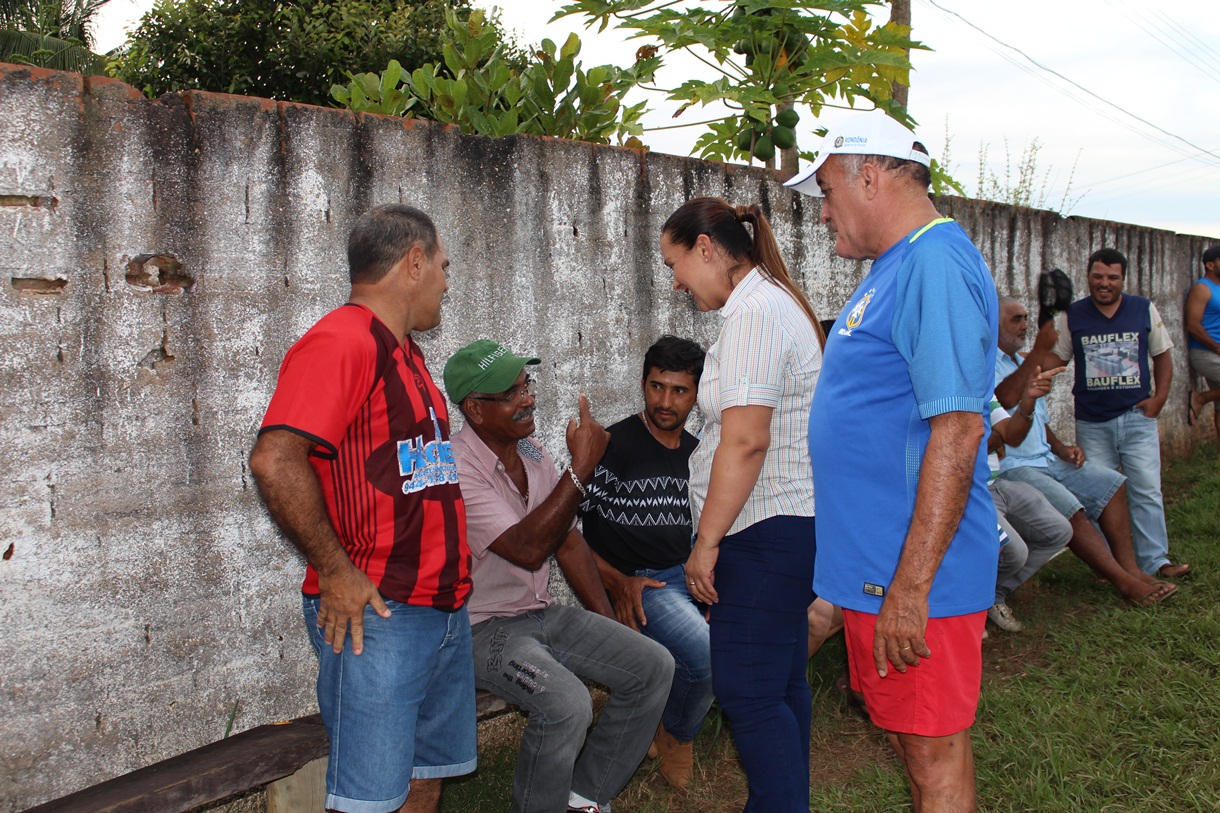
[1086,147,1220,191]
[1102,0,1220,88]
[918,0,1220,165]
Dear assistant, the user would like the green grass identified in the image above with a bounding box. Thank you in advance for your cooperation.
[444,447,1220,812]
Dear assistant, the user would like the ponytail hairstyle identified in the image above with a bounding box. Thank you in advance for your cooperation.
[662,196,826,348]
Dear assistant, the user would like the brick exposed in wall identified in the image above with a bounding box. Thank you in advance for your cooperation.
[0,62,1213,811]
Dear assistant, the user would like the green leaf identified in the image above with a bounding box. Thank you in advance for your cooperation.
[451,76,468,108]
[380,59,402,97]
[559,32,581,61]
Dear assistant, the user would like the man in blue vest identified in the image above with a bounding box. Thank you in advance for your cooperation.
[1047,248,1190,579]
[1186,245,1220,447]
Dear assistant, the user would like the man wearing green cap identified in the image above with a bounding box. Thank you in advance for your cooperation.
[444,340,674,813]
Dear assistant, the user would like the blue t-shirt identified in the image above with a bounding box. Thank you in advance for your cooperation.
[809,219,999,617]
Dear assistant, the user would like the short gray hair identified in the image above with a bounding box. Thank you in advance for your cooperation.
[347,204,439,285]
[839,144,932,190]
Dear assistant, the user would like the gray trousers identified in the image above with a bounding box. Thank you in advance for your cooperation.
[471,604,675,813]
[991,478,1073,602]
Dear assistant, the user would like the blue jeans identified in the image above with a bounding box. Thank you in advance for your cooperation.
[634,563,714,742]
[711,515,816,813]
[1075,409,1171,575]
[303,598,477,813]
[470,604,674,813]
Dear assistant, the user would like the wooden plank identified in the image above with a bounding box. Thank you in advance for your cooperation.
[23,716,329,813]
[265,757,327,813]
[26,697,520,813]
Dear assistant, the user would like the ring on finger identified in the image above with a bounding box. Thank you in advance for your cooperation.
[900,645,912,651]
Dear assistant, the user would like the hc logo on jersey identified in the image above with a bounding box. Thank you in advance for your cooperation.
[838,288,875,337]
[396,408,460,494]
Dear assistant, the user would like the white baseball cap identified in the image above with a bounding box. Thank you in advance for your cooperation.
[784,110,930,197]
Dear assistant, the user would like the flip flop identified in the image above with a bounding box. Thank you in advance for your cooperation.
[1187,391,1200,426]
[1126,581,1178,608]
[1157,562,1192,579]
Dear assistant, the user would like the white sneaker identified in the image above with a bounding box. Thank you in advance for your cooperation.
[988,602,1023,633]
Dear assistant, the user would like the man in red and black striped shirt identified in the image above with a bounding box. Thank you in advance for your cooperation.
[250,204,474,813]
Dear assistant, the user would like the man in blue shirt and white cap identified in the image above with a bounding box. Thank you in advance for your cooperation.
[787,111,999,813]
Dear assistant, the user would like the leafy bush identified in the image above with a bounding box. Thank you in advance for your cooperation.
[110,0,516,106]
[332,9,660,145]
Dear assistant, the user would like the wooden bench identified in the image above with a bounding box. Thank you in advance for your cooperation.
[24,694,513,813]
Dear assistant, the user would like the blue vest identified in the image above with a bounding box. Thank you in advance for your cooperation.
[1188,277,1220,350]
[1067,295,1152,422]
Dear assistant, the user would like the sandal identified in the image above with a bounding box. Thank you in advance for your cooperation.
[1125,581,1177,608]
[1157,562,1192,579]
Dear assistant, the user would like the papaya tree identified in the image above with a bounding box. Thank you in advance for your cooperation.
[555,0,921,177]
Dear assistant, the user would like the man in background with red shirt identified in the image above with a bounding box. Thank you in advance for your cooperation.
[250,204,475,813]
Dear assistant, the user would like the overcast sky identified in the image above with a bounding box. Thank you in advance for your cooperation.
[93,0,1219,241]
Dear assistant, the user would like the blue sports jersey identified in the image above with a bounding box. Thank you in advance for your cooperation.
[808,219,999,617]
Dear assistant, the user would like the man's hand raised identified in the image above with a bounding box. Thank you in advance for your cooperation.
[566,393,610,480]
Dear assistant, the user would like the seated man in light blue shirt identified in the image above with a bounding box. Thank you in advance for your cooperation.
[992,297,1176,607]
[986,381,1072,633]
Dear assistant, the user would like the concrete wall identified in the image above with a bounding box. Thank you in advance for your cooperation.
[0,63,1212,810]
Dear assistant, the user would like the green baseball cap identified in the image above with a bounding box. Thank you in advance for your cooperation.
[443,339,541,404]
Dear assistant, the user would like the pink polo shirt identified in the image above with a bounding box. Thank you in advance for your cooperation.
[451,424,575,625]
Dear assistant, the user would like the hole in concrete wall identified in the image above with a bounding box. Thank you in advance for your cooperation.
[126,254,195,293]
[11,277,67,294]
[0,194,58,210]
[138,346,175,370]
[2,542,12,560]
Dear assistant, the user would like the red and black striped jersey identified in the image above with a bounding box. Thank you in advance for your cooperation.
[260,303,471,610]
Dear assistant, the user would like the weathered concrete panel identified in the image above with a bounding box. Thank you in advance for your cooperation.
[0,63,1213,810]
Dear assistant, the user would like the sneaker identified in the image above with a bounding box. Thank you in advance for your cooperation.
[987,602,1023,633]
[567,807,600,813]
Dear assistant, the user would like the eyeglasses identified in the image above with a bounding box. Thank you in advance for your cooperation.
[469,377,536,404]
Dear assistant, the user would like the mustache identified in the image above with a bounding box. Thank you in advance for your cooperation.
[513,405,536,422]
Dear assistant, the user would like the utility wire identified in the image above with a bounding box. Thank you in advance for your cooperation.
[1102,0,1220,87]
[1086,147,1220,191]
[919,0,1220,165]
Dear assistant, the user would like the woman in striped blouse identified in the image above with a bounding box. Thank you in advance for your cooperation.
[660,196,824,812]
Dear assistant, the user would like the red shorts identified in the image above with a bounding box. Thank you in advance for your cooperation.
[842,608,985,737]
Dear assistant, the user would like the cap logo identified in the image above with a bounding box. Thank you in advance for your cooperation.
[841,136,869,146]
[834,136,844,147]
[477,345,510,370]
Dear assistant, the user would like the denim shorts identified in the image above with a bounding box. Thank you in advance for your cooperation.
[303,597,477,813]
[997,457,1124,522]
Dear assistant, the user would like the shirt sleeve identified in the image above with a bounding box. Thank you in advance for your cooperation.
[1148,302,1174,355]
[716,299,788,410]
[457,462,519,558]
[1051,311,1072,361]
[989,394,1010,425]
[892,239,994,419]
[259,323,375,456]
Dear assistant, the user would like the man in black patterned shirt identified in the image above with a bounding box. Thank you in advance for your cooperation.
[580,335,708,789]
